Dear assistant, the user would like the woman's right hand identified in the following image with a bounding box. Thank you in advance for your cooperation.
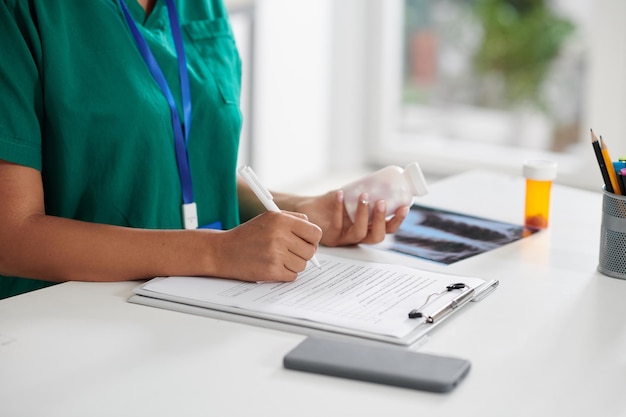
[207,211,322,283]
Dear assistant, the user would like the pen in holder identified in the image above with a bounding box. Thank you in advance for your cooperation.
[598,187,626,279]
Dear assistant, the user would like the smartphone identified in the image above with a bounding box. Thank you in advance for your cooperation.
[283,337,471,393]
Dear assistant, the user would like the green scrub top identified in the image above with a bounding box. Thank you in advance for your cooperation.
[0,0,243,298]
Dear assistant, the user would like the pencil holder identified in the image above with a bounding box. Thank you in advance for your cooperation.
[598,188,626,279]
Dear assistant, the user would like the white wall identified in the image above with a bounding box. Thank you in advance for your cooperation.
[250,0,333,189]
[584,0,626,164]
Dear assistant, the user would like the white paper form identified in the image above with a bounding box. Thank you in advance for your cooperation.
[137,254,487,341]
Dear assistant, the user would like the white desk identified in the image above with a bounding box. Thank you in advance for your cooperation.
[2,170,626,417]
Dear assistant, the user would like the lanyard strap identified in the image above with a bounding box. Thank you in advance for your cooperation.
[120,0,194,208]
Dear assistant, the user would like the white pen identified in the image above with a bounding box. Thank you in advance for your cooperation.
[238,165,322,269]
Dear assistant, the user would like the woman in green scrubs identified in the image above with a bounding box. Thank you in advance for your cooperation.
[0,0,408,299]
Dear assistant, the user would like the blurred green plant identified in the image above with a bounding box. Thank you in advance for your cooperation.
[471,0,575,110]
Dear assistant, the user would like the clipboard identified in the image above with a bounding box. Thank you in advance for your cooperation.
[129,254,498,346]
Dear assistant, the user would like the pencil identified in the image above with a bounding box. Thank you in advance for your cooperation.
[591,129,614,193]
[600,135,622,195]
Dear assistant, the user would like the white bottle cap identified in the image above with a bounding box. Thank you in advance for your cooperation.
[404,162,429,196]
[523,160,558,181]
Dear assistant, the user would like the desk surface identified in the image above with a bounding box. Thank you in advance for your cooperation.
[2,170,626,417]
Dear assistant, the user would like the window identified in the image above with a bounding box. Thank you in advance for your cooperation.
[233,1,626,192]
[402,0,583,150]
[362,0,625,191]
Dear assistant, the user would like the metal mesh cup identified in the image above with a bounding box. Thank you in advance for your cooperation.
[598,188,626,279]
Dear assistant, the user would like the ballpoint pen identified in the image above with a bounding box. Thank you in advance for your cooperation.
[423,287,474,323]
[238,165,322,269]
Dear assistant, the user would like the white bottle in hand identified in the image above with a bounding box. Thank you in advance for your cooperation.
[342,162,429,222]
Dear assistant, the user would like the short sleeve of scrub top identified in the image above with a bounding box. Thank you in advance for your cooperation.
[0,0,243,298]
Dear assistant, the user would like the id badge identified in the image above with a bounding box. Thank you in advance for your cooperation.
[182,202,199,230]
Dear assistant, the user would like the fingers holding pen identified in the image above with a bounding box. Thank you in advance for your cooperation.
[215,211,321,282]
[260,211,322,278]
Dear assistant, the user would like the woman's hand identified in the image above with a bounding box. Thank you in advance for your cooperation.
[210,211,322,282]
[293,190,409,247]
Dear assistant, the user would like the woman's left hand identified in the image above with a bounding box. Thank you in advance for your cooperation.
[293,190,409,247]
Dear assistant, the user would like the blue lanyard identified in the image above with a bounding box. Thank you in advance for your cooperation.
[120,0,198,228]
